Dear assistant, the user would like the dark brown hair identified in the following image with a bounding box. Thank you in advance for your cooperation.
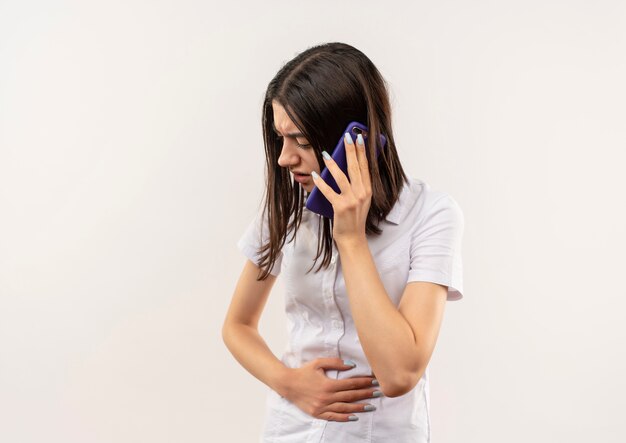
[254,42,409,280]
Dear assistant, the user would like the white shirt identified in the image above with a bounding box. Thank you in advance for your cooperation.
[237,177,464,443]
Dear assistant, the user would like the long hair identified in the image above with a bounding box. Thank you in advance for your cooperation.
[254,42,409,280]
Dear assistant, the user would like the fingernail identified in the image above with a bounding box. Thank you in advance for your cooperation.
[344,132,353,144]
[343,359,356,367]
[322,150,331,160]
[311,171,319,180]
[371,379,379,386]
[348,415,359,421]
[356,133,364,146]
[372,390,382,397]
[364,404,376,411]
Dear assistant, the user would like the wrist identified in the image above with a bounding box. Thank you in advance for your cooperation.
[336,237,369,255]
[270,364,293,398]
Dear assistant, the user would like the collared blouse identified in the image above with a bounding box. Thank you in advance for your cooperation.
[237,177,465,442]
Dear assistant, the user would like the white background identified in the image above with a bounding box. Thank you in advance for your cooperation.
[1,1,625,442]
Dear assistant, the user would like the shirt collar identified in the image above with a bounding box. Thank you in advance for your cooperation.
[384,179,411,225]
[384,201,403,225]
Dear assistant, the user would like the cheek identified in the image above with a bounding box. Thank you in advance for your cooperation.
[308,152,320,168]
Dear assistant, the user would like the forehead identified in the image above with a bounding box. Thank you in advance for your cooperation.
[272,101,296,128]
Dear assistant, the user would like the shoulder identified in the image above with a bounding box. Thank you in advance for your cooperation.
[420,184,464,228]
[391,177,464,230]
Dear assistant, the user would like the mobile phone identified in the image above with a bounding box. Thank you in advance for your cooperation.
[305,121,387,219]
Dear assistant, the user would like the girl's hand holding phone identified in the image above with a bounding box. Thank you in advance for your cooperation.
[311,131,372,248]
[281,357,381,422]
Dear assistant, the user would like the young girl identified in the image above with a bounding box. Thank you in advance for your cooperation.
[222,42,464,442]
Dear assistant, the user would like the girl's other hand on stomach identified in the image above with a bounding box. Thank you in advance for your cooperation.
[281,357,381,422]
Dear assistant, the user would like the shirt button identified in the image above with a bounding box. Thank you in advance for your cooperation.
[331,255,337,264]
[332,320,342,329]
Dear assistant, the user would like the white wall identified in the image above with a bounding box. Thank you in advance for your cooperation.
[1,1,625,441]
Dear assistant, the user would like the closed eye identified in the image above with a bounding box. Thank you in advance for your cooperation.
[275,135,311,149]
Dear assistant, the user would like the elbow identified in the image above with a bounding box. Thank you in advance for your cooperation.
[221,319,237,346]
[221,319,256,347]
[378,368,425,398]
[221,322,230,346]
[379,377,414,398]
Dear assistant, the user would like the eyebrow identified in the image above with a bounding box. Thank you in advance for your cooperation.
[272,124,304,138]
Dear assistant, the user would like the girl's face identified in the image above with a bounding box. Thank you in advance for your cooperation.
[272,100,321,193]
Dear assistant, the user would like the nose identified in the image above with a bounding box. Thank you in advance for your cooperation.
[277,139,302,169]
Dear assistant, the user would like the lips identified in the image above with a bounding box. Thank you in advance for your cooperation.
[293,173,310,184]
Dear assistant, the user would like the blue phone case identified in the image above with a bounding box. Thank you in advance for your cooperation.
[305,121,387,219]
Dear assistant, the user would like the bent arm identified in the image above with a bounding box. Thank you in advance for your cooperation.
[222,259,290,397]
[337,240,447,398]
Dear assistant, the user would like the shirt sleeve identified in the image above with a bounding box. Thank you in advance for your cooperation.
[407,194,464,301]
[236,207,283,277]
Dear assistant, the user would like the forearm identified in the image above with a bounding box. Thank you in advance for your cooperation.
[336,240,421,396]
[222,323,291,397]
